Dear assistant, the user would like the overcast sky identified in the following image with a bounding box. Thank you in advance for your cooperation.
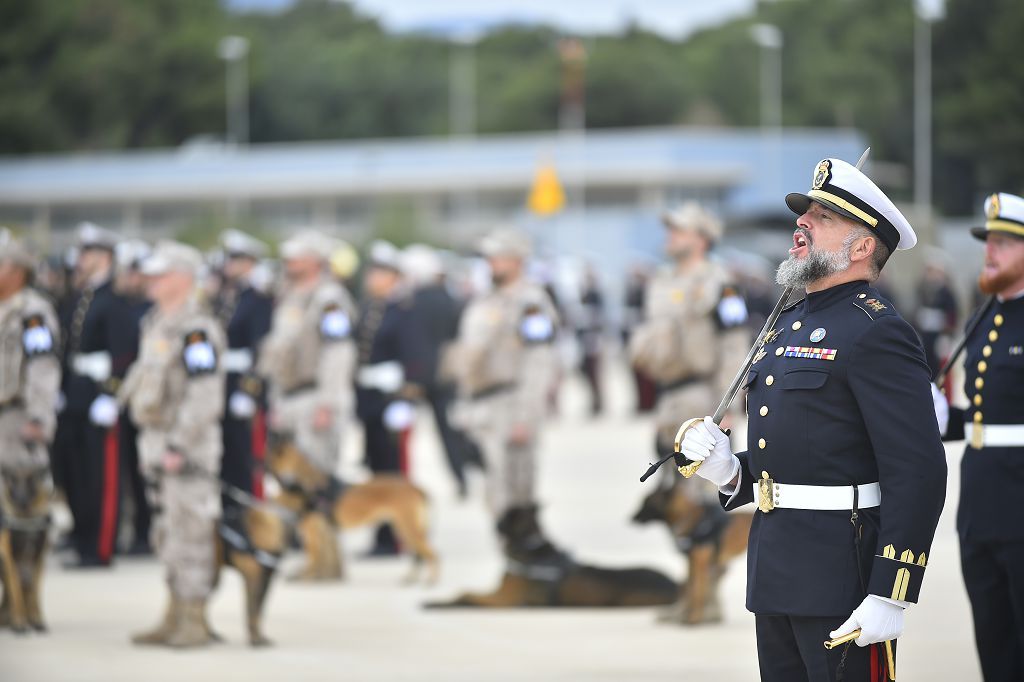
[230,0,948,37]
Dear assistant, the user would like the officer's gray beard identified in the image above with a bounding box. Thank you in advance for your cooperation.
[775,238,853,288]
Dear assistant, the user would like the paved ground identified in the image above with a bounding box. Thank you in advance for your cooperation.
[0,361,982,681]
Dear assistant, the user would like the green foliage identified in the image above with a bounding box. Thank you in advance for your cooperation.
[0,0,1021,212]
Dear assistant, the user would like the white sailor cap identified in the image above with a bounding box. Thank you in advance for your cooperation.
[140,240,204,277]
[661,202,723,242]
[367,240,402,272]
[401,244,444,285]
[0,230,35,270]
[279,229,337,261]
[970,192,1024,241]
[76,222,119,252]
[115,239,152,269]
[785,158,916,252]
[221,229,268,259]
[478,228,531,259]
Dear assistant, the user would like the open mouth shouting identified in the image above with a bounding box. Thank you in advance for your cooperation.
[790,229,811,257]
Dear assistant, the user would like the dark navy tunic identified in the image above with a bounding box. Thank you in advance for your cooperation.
[722,280,947,617]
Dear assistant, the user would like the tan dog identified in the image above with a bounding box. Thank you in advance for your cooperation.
[632,481,753,625]
[0,466,52,633]
[266,433,438,584]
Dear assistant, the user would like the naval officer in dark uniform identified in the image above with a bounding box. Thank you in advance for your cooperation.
[934,192,1024,681]
[354,241,428,555]
[53,223,139,567]
[212,230,273,498]
[680,157,947,681]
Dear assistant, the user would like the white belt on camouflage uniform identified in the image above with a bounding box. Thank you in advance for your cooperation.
[72,351,112,382]
[965,423,1024,448]
[222,348,254,373]
[754,480,880,513]
[356,361,404,393]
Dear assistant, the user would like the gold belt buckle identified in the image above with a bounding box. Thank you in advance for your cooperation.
[758,470,775,514]
[970,423,985,450]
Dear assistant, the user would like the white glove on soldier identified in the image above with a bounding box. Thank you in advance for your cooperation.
[228,391,257,419]
[88,394,119,427]
[830,595,905,646]
[931,383,949,437]
[679,416,740,487]
[383,400,416,431]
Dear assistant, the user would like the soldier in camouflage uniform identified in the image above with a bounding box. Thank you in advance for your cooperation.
[629,203,750,468]
[121,241,226,648]
[452,229,558,526]
[0,237,61,494]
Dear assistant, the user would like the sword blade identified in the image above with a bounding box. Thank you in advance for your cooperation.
[709,286,797,426]
[932,295,996,386]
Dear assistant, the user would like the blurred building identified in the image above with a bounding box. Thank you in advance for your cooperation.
[0,126,865,247]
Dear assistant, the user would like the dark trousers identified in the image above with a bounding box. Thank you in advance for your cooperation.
[54,412,120,563]
[221,414,254,494]
[581,353,603,415]
[362,412,402,551]
[118,415,150,548]
[756,614,891,682]
[425,383,480,493]
[960,537,1024,681]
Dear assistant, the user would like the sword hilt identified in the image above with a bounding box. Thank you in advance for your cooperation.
[673,417,730,479]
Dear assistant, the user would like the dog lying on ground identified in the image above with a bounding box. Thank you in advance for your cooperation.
[426,505,677,608]
[632,481,753,625]
[0,466,52,634]
[265,432,438,585]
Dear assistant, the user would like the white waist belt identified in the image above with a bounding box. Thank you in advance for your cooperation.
[222,348,254,373]
[754,481,881,511]
[965,423,1024,447]
[357,361,404,392]
[72,352,112,382]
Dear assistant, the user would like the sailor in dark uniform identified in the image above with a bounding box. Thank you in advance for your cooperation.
[53,223,139,567]
[354,241,428,555]
[933,192,1024,681]
[680,157,947,681]
[211,230,273,498]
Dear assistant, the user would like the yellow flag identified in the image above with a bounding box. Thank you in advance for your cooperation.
[527,162,566,216]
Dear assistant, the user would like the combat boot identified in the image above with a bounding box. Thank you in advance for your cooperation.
[131,594,178,645]
[166,599,214,649]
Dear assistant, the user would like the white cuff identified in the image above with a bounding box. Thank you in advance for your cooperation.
[872,595,910,609]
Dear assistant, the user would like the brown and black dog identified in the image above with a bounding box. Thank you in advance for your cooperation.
[426,505,677,608]
[632,481,753,625]
[214,502,288,646]
[0,466,52,634]
[265,432,438,584]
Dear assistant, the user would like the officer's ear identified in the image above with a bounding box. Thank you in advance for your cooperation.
[847,231,877,265]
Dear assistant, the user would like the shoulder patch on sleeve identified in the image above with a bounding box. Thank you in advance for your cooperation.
[182,329,217,375]
[716,286,748,328]
[22,314,54,356]
[851,295,896,321]
[519,304,555,344]
[320,303,352,340]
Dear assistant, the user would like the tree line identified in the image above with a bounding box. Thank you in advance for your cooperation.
[0,0,1020,214]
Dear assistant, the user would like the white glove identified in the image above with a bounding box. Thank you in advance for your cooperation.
[383,400,416,431]
[679,416,740,487]
[930,383,949,436]
[830,595,905,646]
[88,394,119,427]
[228,391,257,419]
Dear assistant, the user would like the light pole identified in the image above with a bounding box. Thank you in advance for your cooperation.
[449,30,479,138]
[914,1,943,220]
[218,35,250,146]
[750,23,783,202]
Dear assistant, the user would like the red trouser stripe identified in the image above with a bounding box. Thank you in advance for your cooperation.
[251,408,266,500]
[97,423,120,562]
[399,427,412,475]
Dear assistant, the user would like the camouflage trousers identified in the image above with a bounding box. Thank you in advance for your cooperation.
[461,392,538,517]
[273,391,341,475]
[149,474,220,601]
[0,411,50,473]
